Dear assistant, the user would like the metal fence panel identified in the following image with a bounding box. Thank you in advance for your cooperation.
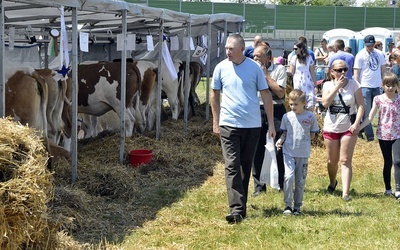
[306,6,335,31]
[182,2,213,15]
[144,1,400,39]
[365,7,395,28]
[276,5,305,30]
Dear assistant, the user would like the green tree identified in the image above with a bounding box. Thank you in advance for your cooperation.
[361,0,388,7]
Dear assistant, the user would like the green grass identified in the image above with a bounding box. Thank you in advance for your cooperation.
[121,155,400,249]
[116,80,400,249]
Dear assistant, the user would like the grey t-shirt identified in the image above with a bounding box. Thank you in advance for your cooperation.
[280,110,320,158]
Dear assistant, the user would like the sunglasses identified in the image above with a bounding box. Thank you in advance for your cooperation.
[293,47,298,50]
[332,67,348,73]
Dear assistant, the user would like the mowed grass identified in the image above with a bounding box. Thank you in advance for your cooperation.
[121,79,400,249]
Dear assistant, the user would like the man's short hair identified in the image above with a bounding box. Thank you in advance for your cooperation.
[298,36,308,45]
[334,39,345,50]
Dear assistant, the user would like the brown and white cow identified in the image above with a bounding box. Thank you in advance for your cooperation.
[157,59,185,120]
[35,69,72,145]
[5,67,69,166]
[76,61,143,137]
[179,61,203,116]
[135,60,158,131]
[5,68,49,137]
[189,61,203,108]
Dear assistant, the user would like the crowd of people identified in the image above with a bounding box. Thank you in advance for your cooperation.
[211,33,400,224]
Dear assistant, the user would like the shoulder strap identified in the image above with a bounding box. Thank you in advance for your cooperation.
[338,93,350,114]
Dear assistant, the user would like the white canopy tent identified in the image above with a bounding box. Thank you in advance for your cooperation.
[0,0,244,182]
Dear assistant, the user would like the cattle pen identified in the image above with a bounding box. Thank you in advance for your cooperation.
[0,0,243,182]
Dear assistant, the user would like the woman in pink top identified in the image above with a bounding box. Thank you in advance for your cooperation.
[358,73,400,199]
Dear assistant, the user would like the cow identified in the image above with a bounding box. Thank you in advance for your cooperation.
[5,67,69,167]
[180,61,203,116]
[189,61,203,109]
[135,60,158,131]
[76,61,143,137]
[5,68,49,138]
[156,59,185,120]
[76,60,157,136]
[35,69,71,145]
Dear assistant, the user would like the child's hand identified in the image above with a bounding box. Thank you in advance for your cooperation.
[275,139,283,151]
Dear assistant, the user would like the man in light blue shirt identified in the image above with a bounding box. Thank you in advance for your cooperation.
[211,34,275,224]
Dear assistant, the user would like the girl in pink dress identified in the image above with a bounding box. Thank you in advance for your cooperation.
[358,73,400,199]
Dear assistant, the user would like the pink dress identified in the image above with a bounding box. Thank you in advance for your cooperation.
[375,94,400,140]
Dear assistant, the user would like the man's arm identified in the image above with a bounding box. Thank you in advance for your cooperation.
[210,89,221,136]
[264,67,286,99]
[353,68,360,83]
[260,89,276,138]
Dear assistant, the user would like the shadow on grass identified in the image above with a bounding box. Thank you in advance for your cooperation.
[260,206,363,217]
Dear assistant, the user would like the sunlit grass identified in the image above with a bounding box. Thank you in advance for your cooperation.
[120,80,400,249]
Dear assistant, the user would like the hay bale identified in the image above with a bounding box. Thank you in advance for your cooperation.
[0,118,53,249]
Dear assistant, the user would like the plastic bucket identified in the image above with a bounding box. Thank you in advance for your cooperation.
[129,149,153,167]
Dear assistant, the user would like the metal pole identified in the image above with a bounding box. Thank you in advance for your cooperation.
[71,7,78,183]
[364,7,366,29]
[274,5,276,39]
[304,5,307,36]
[156,17,164,140]
[183,16,191,131]
[119,10,127,164]
[205,19,211,121]
[394,7,396,30]
[0,1,4,117]
[334,6,337,29]
[224,21,228,61]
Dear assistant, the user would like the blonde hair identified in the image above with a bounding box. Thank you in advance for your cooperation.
[288,89,306,103]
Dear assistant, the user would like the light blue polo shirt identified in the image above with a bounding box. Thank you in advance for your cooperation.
[212,57,268,128]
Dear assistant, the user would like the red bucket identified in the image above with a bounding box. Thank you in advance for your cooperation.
[129,149,153,167]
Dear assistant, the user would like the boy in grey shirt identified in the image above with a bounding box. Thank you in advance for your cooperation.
[276,89,319,215]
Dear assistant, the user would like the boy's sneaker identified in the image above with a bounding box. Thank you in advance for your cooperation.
[293,209,301,216]
[384,189,392,196]
[283,206,292,216]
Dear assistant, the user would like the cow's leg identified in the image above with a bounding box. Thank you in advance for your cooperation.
[133,93,146,133]
[123,108,136,137]
[163,82,180,119]
[79,113,98,138]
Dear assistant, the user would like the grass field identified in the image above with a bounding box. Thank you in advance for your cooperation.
[116,80,400,249]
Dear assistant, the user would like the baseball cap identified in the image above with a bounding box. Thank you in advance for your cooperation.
[364,35,375,46]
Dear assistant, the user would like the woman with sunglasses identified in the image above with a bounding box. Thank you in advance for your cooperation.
[321,59,365,201]
[289,42,317,111]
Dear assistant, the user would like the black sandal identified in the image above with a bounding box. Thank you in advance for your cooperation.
[327,180,337,193]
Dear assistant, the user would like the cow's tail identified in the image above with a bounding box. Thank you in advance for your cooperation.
[177,62,185,110]
[128,61,142,107]
[31,71,53,168]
